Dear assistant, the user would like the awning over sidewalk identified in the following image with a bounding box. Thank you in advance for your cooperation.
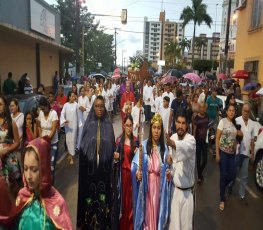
[0,22,73,54]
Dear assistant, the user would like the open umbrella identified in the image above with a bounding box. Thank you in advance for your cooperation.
[206,74,216,81]
[168,69,183,78]
[256,87,263,95]
[161,75,177,84]
[232,70,249,79]
[217,73,228,80]
[70,76,80,81]
[243,82,257,91]
[183,73,202,83]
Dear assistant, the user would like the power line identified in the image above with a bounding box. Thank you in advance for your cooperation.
[104,27,226,39]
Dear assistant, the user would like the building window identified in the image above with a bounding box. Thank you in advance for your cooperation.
[250,0,262,29]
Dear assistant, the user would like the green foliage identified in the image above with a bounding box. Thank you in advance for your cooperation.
[193,59,216,72]
[180,0,213,63]
[55,0,114,74]
[164,41,181,68]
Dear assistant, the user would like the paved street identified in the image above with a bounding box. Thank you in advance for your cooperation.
[55,114,263,229]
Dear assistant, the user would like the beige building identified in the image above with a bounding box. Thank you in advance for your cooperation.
[188,33,220,63]
[0,0,72,93]
[143,11,184,63]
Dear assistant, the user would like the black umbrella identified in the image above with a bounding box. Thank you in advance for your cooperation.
[169,69,183,78]
[179,69,191,76]
[206,74,216,81]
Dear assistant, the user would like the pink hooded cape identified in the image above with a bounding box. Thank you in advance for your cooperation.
[0,137,73,230]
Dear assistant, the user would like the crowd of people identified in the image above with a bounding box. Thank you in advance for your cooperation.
[0,73,262,229]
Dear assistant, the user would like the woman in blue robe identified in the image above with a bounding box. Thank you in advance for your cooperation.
[131,113,171,230]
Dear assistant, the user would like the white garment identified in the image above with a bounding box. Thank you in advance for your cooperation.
[11,112,24,138]
[150,93,158,113]
[78,95,89,123]
[143,85,153,105]
[198,91,206,103]
[159,106,170,132]
[162,92,174,107]
[77,96,89,149]
[169,186,194,230]
[104,88,114,111]
[38,110,58,144]
[236,116,254,156]
[60,102,78,156]
[131,106,145,138]
[169,133,196,230]
[155,96,163,113]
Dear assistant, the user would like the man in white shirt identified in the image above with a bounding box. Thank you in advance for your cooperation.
[234,104,254,202]
[150,87,157,117]
[162,83,174,107]
[166,110,196,230]
[160,96,170,132]
[143,80,153,123]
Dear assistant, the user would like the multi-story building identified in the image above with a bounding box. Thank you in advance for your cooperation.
[143,11,184,63]
[219,0,239,72]
[187,33,220,62]
[234,0,263,86]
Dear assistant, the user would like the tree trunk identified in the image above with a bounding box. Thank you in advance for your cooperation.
[191,22,196,68]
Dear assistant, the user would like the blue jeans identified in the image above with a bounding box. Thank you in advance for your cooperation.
[51,142,58,184]
[144,104,151,122]
[219,150,235,201]
[235,154,249,198]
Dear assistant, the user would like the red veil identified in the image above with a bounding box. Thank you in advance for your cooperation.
[0,137,73,230]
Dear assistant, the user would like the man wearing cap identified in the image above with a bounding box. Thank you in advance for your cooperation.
[206,87,221,123]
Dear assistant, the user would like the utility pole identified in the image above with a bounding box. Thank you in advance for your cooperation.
[114,28,118,67]
[224,0,232,74]
[75,0,81,76]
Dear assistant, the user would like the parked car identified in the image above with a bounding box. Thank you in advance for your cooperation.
[6,94,46,117]
[254,127,263,192]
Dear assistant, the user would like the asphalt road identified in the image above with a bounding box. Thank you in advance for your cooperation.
[55,114,263,230]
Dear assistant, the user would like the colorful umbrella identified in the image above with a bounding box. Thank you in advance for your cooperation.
[243,82,257,91]
[217,73,228,80]
[161,75,177,84]
[183,73,202,83]
[232,70,249,79]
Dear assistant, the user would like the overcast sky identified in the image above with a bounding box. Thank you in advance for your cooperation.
[45,0,223,66]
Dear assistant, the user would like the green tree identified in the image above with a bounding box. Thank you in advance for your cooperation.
[54,0,114,75]
[164,41,181,68]
[179,38,191,53]
[194,37,207,59]
[180,0,212,65]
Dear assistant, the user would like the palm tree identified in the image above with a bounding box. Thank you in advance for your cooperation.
[164,41,181,68]
[179,38,191,53]
[194,37,207,59]
[180,0,213,65]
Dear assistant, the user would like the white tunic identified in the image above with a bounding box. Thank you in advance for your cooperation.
[162,92,174,107]
[77,96,89,149]
[150,93,158,113]
[11,112,24,138]
[131,106,145,138]
[169,133,196,230]
[60,102,78,156]
[104,88,114,111]
[143,85,153,106]
[159,106,170,132]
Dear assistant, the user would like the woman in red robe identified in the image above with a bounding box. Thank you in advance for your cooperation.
[111,114,138,230]
[120,81,136,128]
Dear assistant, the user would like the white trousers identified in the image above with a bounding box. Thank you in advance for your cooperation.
[169,186,194,230]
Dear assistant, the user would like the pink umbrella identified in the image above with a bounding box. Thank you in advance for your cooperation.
[217,73,228,80]
[161,75,177,84]
[183,73,201,83]
[112,72,121,79]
